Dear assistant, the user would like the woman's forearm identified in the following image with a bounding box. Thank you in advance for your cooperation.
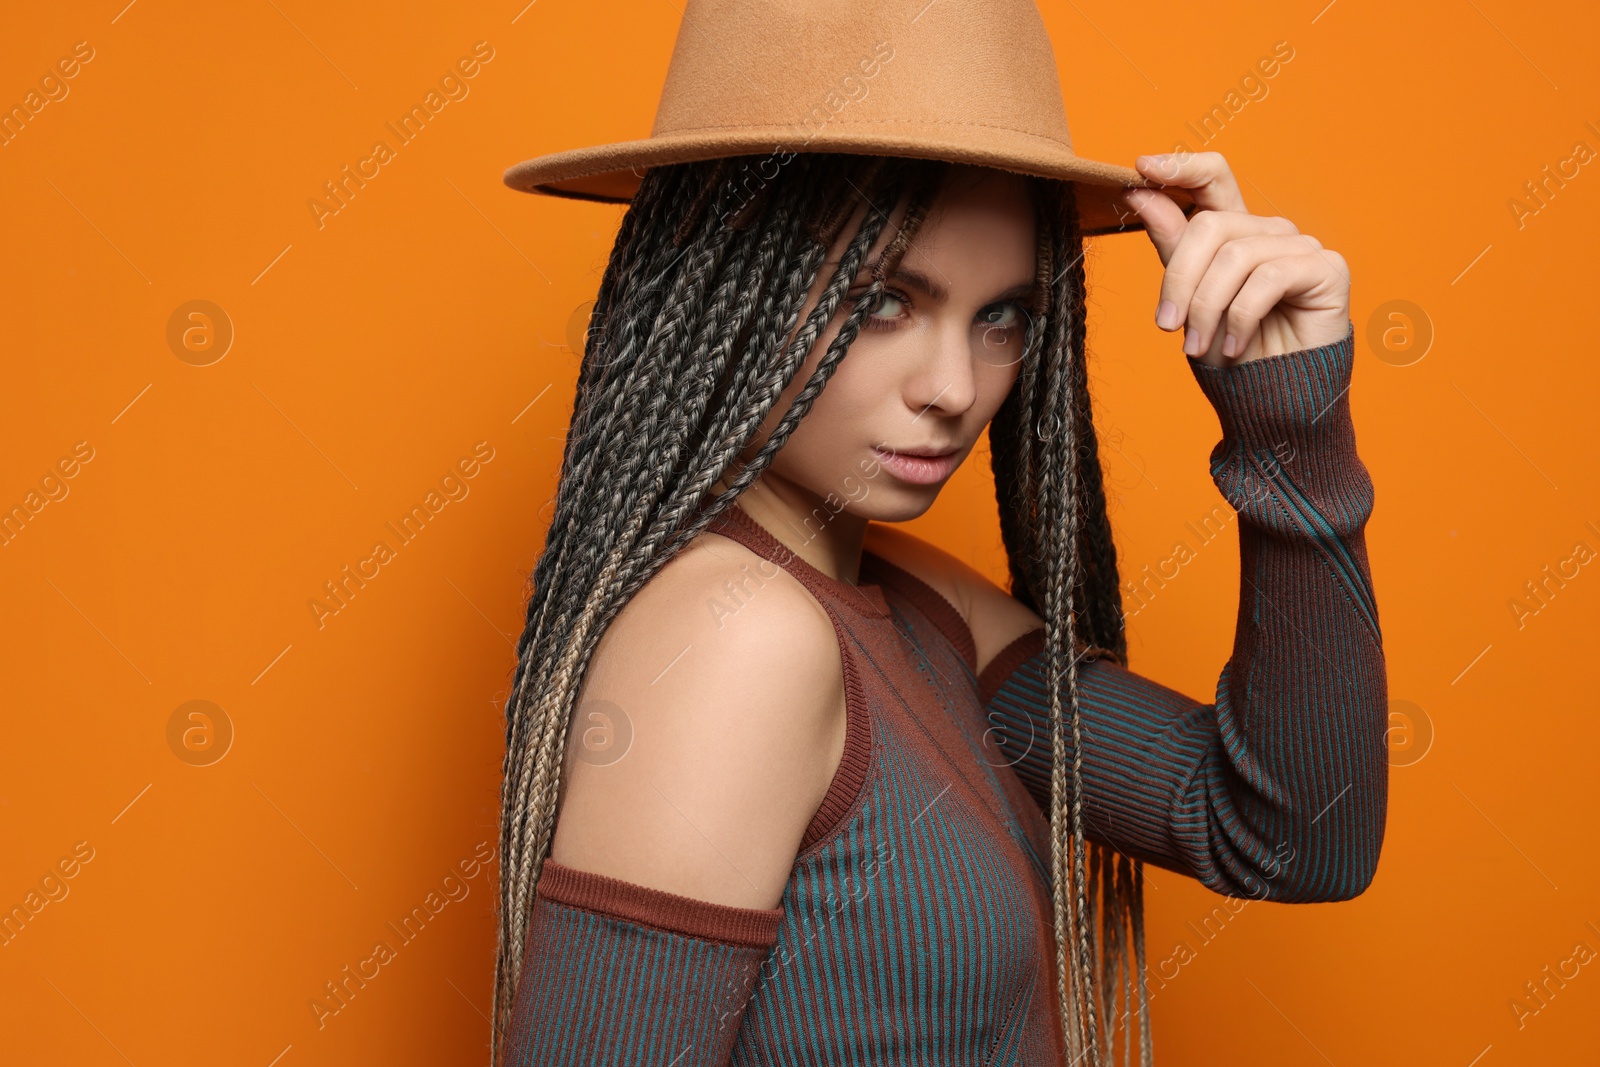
[980,320,1390,901]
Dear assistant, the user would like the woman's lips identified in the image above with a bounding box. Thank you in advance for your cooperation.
[872,446,961,485]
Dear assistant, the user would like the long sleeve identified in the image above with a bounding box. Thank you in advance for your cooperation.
[978,321,1388,902]
[502,858,783,1065]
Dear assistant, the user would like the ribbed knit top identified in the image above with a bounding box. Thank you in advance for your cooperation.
[503,322,1388,1066]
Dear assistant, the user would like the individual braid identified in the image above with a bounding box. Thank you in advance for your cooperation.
[1055,201,1146,1062]
[490,152,941,1066]
[988,179,1152,1066]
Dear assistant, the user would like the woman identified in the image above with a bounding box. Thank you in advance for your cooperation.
[491,3,1387,1065]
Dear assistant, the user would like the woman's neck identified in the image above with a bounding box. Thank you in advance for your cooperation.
[709,476,870,587]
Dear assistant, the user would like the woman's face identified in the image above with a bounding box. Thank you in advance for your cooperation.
[736,164,1040,524]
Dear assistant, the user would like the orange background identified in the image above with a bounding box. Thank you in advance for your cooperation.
[3,1,1597,1064]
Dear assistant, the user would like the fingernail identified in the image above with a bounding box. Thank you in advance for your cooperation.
[1221,333,1238,357]
[1183,327,1201,356]
[1156,300,1180,331]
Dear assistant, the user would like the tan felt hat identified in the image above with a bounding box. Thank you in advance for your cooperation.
[502,0,1195,237]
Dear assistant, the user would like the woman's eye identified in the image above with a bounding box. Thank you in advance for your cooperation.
[979,302,1023,330]
[871,292,906,319]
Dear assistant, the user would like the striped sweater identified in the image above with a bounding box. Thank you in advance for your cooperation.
[503,322,1387,1065]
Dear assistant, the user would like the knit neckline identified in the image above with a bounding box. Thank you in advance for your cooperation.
[715,502,891,618]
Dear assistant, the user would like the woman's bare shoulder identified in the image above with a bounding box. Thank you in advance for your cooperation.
[862,522,1045,676]
[547,529,845,911]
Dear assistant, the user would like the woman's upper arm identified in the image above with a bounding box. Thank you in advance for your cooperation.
[509,540,841,1064]
[547,536,847,911]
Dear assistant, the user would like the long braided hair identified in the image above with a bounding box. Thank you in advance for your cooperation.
[492,151,1151,1066]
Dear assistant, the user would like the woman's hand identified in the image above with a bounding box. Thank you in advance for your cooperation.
[1119,151,1351,368]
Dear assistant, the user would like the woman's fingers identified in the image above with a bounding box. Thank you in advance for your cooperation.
[1156,212,1312,334]
[1120,153,1251,268]
[1135,151,1248,214]
[1179,232,1324,357]
[1194,250,1349,367]
[1122,151,1353,364]
[1120,185,1192,264]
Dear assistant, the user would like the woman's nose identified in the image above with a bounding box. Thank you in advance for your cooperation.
[906,319,978,416]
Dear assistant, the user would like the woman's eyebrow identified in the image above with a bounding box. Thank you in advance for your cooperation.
[832,260,1037,304]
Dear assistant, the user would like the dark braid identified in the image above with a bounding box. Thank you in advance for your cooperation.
[991,199,1126,660]
[1060,236,1129,662]
[493,155,1151,1066]
[988,180,1152,1064]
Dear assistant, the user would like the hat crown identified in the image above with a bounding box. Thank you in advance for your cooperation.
[500,0,1192,237]
[649,0,1074,152]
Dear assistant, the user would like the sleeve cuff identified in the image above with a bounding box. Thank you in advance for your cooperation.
[1185,318,1356,451]
[537,858,784,949]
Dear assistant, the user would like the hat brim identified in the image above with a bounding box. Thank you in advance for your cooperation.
[503,128,1196,238]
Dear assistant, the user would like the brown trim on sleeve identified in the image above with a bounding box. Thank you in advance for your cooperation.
[537,858,784,948]
[976,628,1122,707]
[861,551,978,673]
[976,627,1047,708]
